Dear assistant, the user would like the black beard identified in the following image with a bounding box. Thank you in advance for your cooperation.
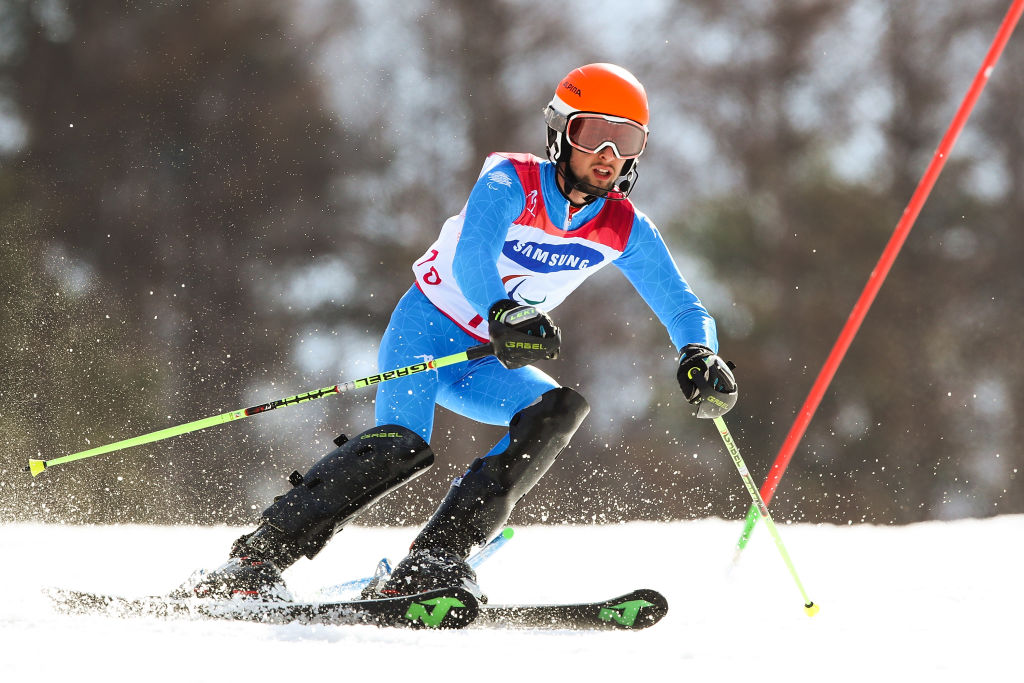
[556,161,615,205]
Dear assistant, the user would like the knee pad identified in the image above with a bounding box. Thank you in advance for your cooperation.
[411,387,589,556]
[480,386,590,501]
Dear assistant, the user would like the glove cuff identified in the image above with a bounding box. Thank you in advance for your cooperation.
[488,298,520,322]
[679,344,714,364]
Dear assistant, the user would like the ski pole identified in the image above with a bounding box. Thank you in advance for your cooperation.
[468,526,515,569]
[713,415,819,616]
[732,0,1024,560]
[26,342,495,477]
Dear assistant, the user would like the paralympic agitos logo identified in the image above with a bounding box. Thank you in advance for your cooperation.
[502,239,604,273]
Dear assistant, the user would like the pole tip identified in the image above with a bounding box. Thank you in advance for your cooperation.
[804,602,820,617]
[27,459,46,477]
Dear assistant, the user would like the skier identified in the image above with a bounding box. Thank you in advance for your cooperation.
[180,63,737,602]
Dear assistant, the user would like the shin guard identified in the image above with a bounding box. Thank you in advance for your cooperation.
[410,387,589,557]
[236,425,433,567]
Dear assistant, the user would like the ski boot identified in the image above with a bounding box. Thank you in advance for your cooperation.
[172,554,292,601]
[365,547,483,601]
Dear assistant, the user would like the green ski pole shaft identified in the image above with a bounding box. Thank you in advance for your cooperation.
[712,416,819,616]
[734,504,762,562]
[26,343,494,477]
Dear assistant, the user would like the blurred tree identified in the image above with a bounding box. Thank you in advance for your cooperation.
[639,0,1023,524]
[1,0,352,522]
[1,0,1020,530]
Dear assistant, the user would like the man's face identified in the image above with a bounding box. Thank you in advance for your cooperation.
[567,147,626,192]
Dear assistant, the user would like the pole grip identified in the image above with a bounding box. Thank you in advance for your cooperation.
[465,342,495,360]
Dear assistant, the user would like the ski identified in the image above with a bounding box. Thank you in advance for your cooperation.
[473,588,668,630]
[46,586,667,631]
[46,586,479,630]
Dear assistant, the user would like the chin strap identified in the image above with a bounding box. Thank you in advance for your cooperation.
[554,162,599,206]
[554,157,637,204]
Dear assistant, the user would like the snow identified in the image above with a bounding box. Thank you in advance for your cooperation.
[2,517,1019,681]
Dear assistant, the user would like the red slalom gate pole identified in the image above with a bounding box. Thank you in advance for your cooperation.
[733,0,1024,559]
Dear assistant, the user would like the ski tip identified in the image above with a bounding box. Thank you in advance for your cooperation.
[501,527,514,539]
[628,588,669,612]
[475,587,669,631]
[27,459,47,477]
[606,588,669,629]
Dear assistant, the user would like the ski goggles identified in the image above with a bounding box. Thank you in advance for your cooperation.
[557,111,649,159]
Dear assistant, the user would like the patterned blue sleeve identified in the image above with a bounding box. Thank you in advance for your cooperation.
[614,211,719,353]
[451,159,526,317]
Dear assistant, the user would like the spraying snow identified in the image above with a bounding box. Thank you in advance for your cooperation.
[2,517,1018,681]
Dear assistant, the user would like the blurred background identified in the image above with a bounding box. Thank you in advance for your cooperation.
[1,0,1021,529]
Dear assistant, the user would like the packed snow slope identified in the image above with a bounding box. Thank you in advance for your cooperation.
[2,517,1019,682]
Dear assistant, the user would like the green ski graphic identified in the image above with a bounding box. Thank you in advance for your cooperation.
[403,596,467,628]
[597,599,655,627]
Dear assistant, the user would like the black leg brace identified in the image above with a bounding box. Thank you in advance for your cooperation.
[235,424,433,568]
[410,387,590,557]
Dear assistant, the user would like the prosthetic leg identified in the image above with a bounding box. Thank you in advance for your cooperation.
[379,387,590,598]
[180,425,434,600]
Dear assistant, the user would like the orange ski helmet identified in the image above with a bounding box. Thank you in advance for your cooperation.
[544,63,650,199]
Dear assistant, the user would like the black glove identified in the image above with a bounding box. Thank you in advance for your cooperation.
[487,299,561,369]
[677,344,738,418]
